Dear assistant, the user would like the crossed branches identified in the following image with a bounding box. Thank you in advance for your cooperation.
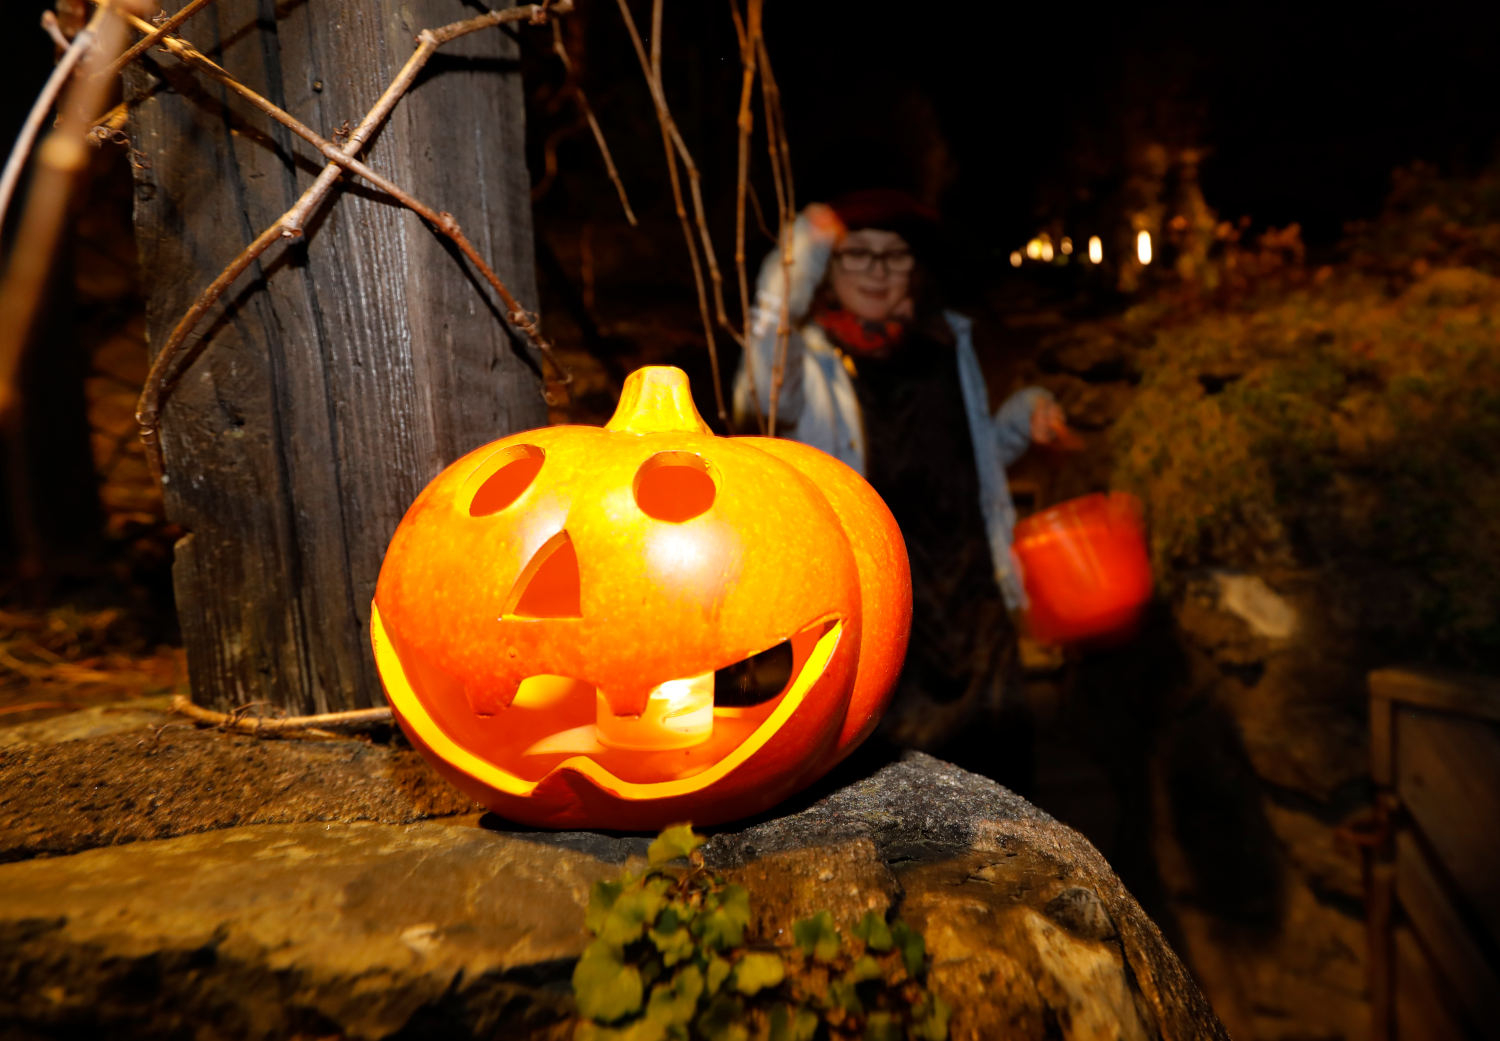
[105,0,579,481]
[6,0,796,481]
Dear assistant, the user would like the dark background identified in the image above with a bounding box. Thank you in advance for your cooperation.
[526,1,1500,260]
[8,3,1499,260]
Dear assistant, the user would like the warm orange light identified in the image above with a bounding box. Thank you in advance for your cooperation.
[371,366,913,829]
[1025,238,1043,260]
[1137,230,1153,264]
[1088,235,1103,263]
[1010,250,1023,268]
[1060,236,1073,256]
[596,673,714,751]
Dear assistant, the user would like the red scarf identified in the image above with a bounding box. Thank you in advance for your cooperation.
[814,306,908,357]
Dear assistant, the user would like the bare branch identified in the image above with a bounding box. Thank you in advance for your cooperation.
[613,0,735,429]
[171,694,391,739]
[99,0,213,81]
[129,2,574,478]
[550,18,636,225]
[758,36,794,437]
[0,13,96,242]
[729,0,765,433]
[1,1,142,418]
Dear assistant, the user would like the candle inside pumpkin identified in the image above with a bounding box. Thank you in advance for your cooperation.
[596,672,715,750]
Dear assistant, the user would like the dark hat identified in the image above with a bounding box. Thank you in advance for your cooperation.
[829,188,940,248]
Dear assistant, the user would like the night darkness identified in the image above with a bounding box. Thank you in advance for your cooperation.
[766,1,1500,245]
[3,4,1499,1038]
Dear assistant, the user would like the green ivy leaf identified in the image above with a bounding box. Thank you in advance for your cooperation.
[572,940,644,1022]
[793,910,842,963]
[769,1004,820,1041]
[586,879,625,935]
[649,922,697,967]
[648,824,705,867]
[599,883,667,947]
[732,951,785,995]
[891,921,927,978]
[827,978,864,1017]
[852,910,893,952]
[695,993,750,1041]
[863,1011,903,1041]
[705,955,732,996]
[644,963,705,1033]
[913,995,952,1041]
[693,885,749,951]
[848,954,883,983]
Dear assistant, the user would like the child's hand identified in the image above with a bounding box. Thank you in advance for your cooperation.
[805,203,844,245]
[1030,398,1075,446]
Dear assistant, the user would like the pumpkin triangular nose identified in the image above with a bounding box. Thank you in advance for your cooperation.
[504,532,582,618]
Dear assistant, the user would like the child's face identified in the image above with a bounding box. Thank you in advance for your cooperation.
[829,228,914,323]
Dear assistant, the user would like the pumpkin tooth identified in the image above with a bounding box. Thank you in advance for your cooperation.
[465,677,521,716]
[597,682,654,719]
[596,673,715,751]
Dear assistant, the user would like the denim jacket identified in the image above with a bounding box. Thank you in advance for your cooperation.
[732,211,1052,609]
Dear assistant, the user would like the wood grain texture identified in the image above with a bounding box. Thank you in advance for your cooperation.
[1393,706,1500,947]
[128,0,545,712]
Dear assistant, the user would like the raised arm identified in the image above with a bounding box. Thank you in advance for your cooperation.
[733,205,840,430]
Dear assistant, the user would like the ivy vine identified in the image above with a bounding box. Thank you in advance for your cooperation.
[573,825,951,1041]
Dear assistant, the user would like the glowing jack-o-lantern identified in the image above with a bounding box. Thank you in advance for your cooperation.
[371,366,911,829]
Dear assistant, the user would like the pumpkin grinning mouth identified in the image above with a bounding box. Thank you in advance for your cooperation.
[514,617,834,761]
[371,605,846,795]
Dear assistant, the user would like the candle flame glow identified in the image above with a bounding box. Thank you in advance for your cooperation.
[1088,236,1103,264]
[1137,230,1152,265]
[596,672,715,750]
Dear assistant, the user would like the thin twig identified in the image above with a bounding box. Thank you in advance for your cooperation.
[127,2,573,479]
[613,0,736,429]
[171,693,391,738]
[99,0,211,81]
[757,33,795,436]
[550,18,635,225]
[41,10,72,50]
[1,2,142,418]
[728,0,765,433]
[0,13,98,257]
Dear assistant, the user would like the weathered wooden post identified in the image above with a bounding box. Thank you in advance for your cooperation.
[128,1,546,713]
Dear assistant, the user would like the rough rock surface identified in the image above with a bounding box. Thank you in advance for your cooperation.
[0,712,1228,1041]
[0,723,478,862]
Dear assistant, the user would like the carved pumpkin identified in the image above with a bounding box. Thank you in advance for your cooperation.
[371,366,910,829]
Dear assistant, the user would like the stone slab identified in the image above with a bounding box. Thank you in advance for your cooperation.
[0,752,1228,1039]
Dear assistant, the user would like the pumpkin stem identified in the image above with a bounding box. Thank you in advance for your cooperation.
[605,366,712,436]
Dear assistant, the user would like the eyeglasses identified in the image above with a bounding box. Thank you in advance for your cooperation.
[832,247,915,274]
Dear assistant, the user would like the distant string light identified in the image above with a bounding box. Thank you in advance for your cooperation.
[1088,236,1103,264]
[1025,238,1043,260]
[1010,251,1023,268]
[1136,230,1152,265]
[1060,236,1073,256]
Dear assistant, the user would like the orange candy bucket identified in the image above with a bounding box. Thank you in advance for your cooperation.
[1013,492,1152,644]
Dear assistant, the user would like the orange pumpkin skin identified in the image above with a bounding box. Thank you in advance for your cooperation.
[371,367,910,829]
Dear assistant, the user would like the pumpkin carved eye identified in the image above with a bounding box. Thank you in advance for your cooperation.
[635,452,715,522]
[470,444,545,516]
